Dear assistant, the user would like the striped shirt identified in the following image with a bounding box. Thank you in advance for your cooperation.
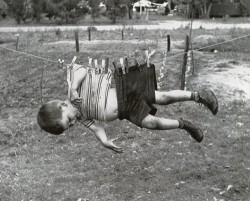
[67,64,112,127]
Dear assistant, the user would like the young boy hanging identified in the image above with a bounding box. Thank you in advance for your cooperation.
[37,56,218,153]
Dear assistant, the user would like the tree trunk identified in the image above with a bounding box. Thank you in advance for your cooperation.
[168,0,172,11]
[128,4,133,19]
[113,9,116,24]
[205,4,212,18]
[204,2,207,16]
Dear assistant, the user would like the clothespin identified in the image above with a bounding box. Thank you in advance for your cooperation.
[58,58,64,68]
[149,49,156,58]
[101,59,105,74]
[88,57,93,68]
[113,61,121,75]
[66,56,77,98]
[134,59,142,71]
[125,58,129,73]
[104,58,109,73]
[134,51,141,70]
[68,56,77,70]
[134,59,139,66]
[145,50,150,67]
[94,59,101,73]
[120,58,126,74]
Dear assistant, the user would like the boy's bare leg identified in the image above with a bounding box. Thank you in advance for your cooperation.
[155,90,196,105]
[141,114,203,142]
[155,89,218,115]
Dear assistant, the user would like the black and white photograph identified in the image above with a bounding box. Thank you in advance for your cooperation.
[0,0,249,200]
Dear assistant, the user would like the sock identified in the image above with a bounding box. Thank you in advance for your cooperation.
[191,92,199,102]
[178,119,184,128]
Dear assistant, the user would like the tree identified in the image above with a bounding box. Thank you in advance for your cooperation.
[8,0,33,24]
[61,0,82,23]
[0,0,7,13]
[88,0,102,22]
[173,0,217,18]
[31,0,46,22]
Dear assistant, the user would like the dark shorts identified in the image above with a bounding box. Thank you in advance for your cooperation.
[114,63,158,127]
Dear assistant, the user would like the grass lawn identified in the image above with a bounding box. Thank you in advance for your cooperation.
[0,26,249,201]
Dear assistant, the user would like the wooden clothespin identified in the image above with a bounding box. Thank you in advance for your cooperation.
[134,59,139,66]
[102,59,105,73]
[94,59,101,74]
[125,58,129,73]
[67,56,77,98]
[120,58,126,74]
[113,61,119,74]
[88,57,93,68]
[149,49,156,58]
[104,58,109,73]
[145,50,150,67]
[68,56,77,70]
[58,58,64,68]
[134,59,142,71]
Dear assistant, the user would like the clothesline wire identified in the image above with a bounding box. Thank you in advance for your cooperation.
[0,32,250,65]
[0,45,58,64]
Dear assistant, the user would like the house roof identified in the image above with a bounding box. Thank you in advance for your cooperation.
[133,0,155,7]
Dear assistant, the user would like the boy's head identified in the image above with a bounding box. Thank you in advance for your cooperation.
[37,100,79,135]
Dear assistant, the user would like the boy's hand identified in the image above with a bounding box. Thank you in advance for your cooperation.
[70,90,82,107]
[103,138,123,153]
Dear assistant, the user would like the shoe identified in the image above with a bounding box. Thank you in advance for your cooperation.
[197,89,218,115]
[179,119,203,143]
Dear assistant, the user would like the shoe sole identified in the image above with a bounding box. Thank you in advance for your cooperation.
[206,89,219,115]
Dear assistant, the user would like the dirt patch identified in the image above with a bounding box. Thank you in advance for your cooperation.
[189,52,250,102]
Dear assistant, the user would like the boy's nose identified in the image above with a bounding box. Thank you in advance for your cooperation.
[69,119,76,127]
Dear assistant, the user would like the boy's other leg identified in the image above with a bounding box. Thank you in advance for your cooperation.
[141,114,203,142]
[155,90,197,105]
[155,89,218,115]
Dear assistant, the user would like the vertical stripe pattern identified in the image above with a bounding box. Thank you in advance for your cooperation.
[68,64,112,122]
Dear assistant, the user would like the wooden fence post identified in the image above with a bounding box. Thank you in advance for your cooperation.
[122,29,124,40]
[15,34,19,51]
[167,34,170,52]
[75,30,79,52]
[180,35,189,90]
[88,27,91,41]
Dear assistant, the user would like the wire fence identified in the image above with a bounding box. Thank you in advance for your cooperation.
[1,28,250,108]
[1,28,250,64]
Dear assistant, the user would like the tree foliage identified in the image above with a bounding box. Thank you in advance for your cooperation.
[6,0,87,24]
[0,0,7,12]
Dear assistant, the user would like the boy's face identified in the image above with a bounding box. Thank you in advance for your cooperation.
[55,100,79,131]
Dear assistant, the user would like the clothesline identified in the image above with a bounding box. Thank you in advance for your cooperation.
[0,33,250,66]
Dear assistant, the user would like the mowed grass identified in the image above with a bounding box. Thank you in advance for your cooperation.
[0,28,249,201]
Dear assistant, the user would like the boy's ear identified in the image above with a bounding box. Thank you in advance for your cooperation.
[59,102,67,110]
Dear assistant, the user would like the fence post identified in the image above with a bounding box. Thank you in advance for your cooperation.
[167,34,170,52]
[15,34,19,51]
[75,30,79,52]
[122,29,124,40]
[180,35,189,90]
[41,32,44,45]
[88,27,91,41]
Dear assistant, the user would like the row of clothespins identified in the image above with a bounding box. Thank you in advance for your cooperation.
[61,50,156,74]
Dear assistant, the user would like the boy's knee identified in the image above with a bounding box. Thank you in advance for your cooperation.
[155,92,172,104]
[141,115,158,129]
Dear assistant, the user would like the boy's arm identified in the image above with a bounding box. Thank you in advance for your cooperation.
[70,67,87,105]
[87,122,123,153]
